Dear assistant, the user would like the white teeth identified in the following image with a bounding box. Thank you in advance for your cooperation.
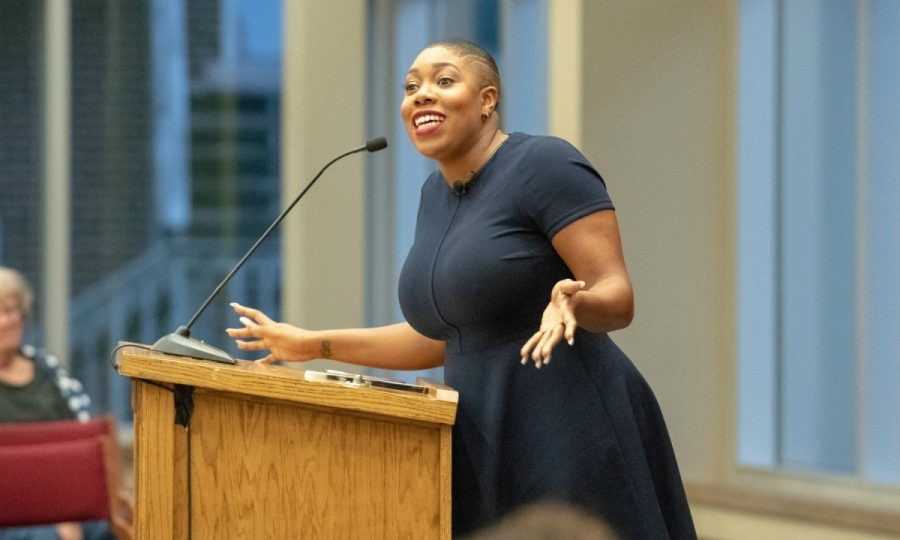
[414,114,444,128]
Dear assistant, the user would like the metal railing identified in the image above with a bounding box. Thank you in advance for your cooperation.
[69,237,280,420]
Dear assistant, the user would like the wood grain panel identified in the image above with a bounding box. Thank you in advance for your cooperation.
[439,426,452,539]
[172,425,189,539]
[117,347,457,426]
[132,381,177,539]
[189,391,443,539]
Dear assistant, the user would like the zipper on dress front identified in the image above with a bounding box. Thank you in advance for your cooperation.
[428,192,464,349]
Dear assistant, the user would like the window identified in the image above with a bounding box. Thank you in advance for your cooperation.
[0,1,45,344]
[0,0,283,422]
[738,0,900,485]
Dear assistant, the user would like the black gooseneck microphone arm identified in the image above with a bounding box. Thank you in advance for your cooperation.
[180,137,387,336]
[151,137,388,363]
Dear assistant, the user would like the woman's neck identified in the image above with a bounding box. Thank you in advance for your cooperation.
[0,348,20,370]
[0,349,33,386]
[438,127,507,186]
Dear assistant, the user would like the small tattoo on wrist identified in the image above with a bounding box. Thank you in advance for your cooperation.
[320,340,332,359]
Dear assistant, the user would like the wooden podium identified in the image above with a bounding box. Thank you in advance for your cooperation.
[116,347,457,539]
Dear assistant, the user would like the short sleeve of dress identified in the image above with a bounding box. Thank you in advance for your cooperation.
[517,136,615,239]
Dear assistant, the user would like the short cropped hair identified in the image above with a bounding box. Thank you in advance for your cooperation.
[0,266,34,318]
[427,39,502,106]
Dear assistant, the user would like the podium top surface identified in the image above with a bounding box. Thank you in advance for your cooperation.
[116,346,458,426]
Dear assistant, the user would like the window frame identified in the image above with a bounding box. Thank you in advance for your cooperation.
[733,0,900,515]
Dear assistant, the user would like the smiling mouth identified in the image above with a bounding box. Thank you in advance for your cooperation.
[413,112,446,129]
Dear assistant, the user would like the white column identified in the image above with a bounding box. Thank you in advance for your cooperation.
[282,0,367,369]
[44,0,71,365]
[548,0,582,147]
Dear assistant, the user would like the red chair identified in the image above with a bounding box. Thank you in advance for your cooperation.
[0,417,110,445]
[0,417,133,539]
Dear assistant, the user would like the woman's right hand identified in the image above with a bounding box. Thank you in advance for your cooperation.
[226,302,317,364]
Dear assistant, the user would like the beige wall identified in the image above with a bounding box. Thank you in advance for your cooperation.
[581,0,736,483]
[282,0,367,336]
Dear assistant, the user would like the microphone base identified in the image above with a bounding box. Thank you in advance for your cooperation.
[151,332,237,365]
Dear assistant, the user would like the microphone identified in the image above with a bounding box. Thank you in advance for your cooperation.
[151,137,389,363]
[366,137,388,152]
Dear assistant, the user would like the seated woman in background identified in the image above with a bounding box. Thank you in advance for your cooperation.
[0,266,108,540]
[0,267,90,424]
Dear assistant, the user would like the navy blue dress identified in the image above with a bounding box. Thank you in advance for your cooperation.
[398,133,696,539]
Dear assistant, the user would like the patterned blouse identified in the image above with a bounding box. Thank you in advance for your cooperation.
[0,345,92,423]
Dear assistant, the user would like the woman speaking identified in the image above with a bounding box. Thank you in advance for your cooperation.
[227,40,696,539]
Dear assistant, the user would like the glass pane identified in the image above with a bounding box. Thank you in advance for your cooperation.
[69,0,282,420]
[738,0,900,487]
[861,0,900,485]
[779,0,858,476]
[0,0,45,344]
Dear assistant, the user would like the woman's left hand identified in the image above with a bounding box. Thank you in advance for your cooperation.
[520,279,585,369]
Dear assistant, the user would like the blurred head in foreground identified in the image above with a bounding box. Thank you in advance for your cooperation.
[463,501,620,540]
